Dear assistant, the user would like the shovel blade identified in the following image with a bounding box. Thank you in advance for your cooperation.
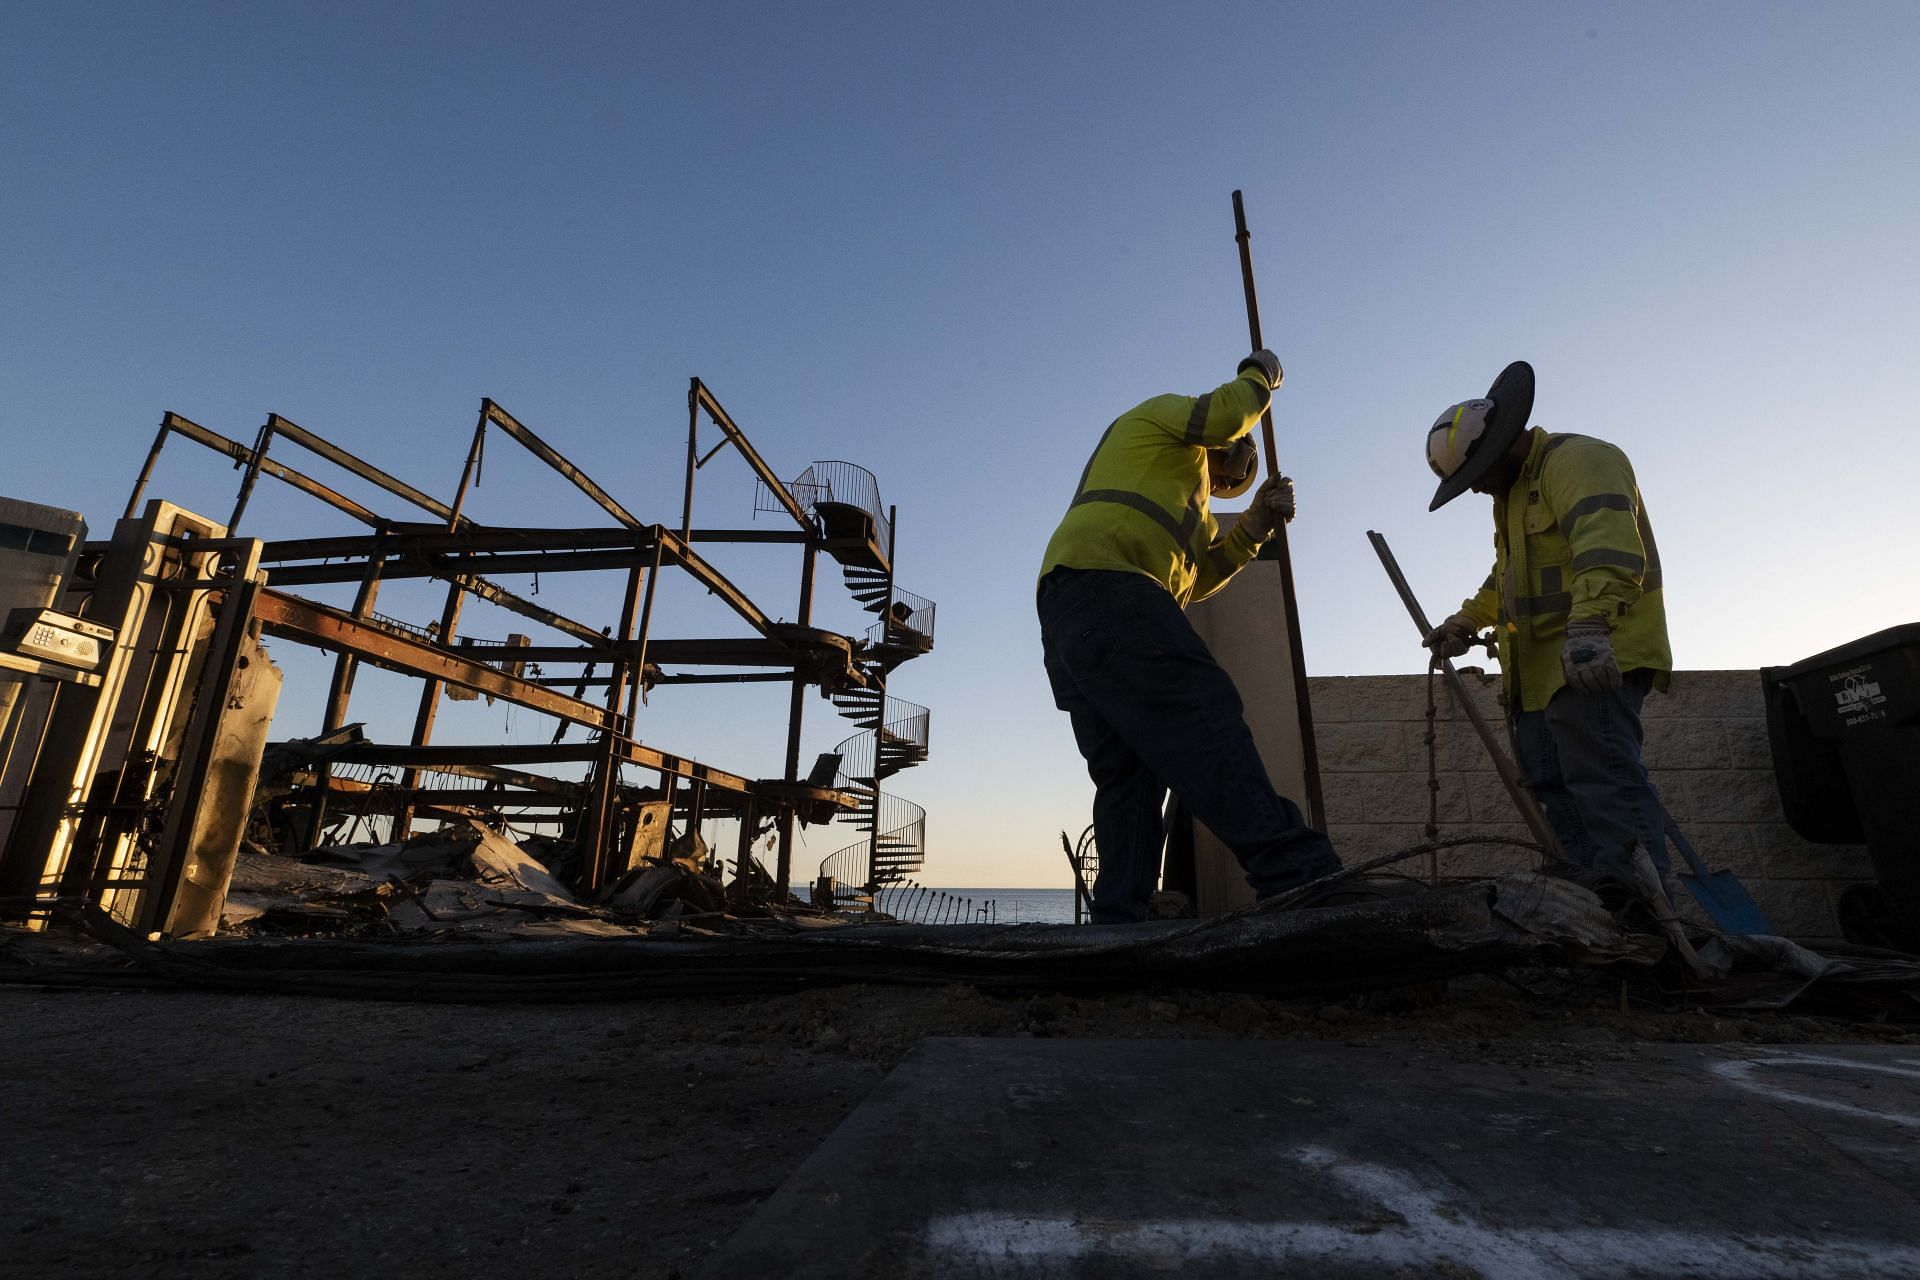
[1666,814,1776,935]
[1680,870,1775,936]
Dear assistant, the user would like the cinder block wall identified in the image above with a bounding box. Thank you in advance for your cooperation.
[1308,670,1872,944]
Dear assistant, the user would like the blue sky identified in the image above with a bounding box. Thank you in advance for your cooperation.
[5,3,1917,886]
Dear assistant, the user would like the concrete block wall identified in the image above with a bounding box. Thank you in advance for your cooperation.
[1308,670,1873,944]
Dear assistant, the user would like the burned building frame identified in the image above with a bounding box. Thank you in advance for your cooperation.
[0,380,934,934]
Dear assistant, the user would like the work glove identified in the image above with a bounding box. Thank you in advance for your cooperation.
[1562,618,1625,695]
[1423,612,1482,660]
[1237,349,1283,391]
[1239,473,1295,542]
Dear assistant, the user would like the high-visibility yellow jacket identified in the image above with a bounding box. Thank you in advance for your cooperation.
[1456,428,1672,712]
[1039,366,1275,606]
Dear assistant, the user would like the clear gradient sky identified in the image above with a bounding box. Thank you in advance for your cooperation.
[5,3,1918,886]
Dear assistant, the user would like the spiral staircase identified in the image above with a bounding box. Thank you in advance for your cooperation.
[759,460,935,906]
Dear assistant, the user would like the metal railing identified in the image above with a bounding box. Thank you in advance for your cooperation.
[864,584,937,648]
[818,792,926,897]
[368,610,440,644]
[756,460,892,551]
[828,699,927,786]
[829,730,872,789]
[872,880,998,924]
[876,698,929,761]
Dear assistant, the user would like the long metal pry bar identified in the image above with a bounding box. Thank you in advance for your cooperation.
[1367,530,1566,861]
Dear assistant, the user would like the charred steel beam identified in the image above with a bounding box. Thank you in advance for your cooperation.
[302,759,587,797]
[778,539,820,895]
[124,419,173,518]
[253,588,613,728]
[257,524,798,627]
[552,674,809,690]
[330,742,603,766]
[581,540,653,887]
[261,549,651,585]
[308,533,388,844]
[259,529,677,598]
[482,399,640,528]
[159,414,383,526]
[449,573,607,648]
[617,743,755,797]
[314,788,585,810]
[260,526,656,562]
[691,379,813,532]
[456,638,837,667]
[271,531,773,636]
[655,526,770,634]
[322,537,388,733]
[397,428,487,840]
[267,414,455,522]
[755,778,861,813]
[276,702,756,802]
[227,421,275,532]
[650,673,798,686]
[686,528,813,544]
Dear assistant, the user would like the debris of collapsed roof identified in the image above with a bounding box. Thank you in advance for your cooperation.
[6,872,1914,1019]
[212,818,848,943]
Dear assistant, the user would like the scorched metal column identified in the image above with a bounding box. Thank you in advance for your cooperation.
[776,538,819,898]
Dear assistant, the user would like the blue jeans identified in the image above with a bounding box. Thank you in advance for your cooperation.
[1511,669,1670,883]
[1038,568,1339,923]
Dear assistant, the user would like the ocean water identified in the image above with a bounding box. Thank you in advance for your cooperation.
[878,886,1080,925]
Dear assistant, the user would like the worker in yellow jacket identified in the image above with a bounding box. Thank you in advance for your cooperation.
[1039,350,1340,923]
[1423,361,1675,886]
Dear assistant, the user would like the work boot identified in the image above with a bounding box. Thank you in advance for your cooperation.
[1544,858,1638,913]
[1244,838,1342,900]
[1147,890,1195,919]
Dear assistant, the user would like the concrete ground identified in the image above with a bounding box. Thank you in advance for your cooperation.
[708,1038,1920,1279]
[3,977,1916,1279]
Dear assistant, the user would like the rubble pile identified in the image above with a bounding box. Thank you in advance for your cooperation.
[215,818,841,943]
[4,857,1915,1019]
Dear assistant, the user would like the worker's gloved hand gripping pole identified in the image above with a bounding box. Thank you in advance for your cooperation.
[1231,190,1325,829]
[1366,530,1567,862]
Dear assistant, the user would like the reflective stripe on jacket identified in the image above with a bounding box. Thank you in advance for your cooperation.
[1457,428,1672,712]
[1039,366,1274,606]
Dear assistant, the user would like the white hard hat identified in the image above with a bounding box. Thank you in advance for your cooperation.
[1424,361,1536,510]
[1426,399,1496,482]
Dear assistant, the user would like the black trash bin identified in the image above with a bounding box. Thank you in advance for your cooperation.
[1763,622,1920,951]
